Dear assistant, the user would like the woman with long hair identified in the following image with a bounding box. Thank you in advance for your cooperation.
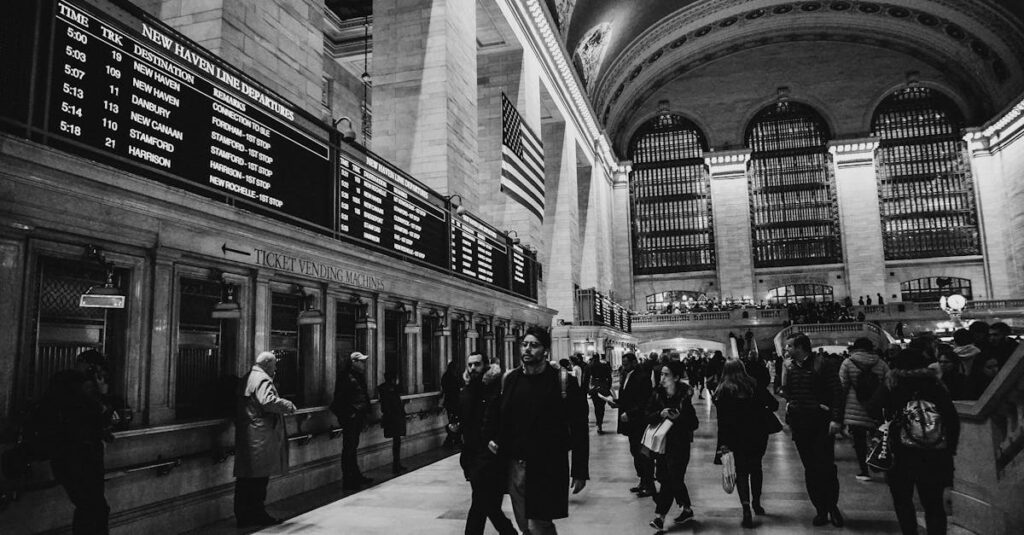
[714,359,779,528]
[645,361,699,530]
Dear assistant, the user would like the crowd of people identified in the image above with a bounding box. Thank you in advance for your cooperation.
[23,317,1016,534]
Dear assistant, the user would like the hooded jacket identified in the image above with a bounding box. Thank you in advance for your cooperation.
[953,344,982,376]
[839,350,889,428]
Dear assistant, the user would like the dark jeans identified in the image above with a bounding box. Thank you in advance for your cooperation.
[733,451,765,507]
[791,418,840,514]
[51,442,109,535]
[654,445,692,515]
[850,425,871,474]
[342,416,365,485]
[591,395,606,429]
[466,471,516,535]
[391,436,402,468]
[887,452,948,535]
[234,477,270,522]
[627,430,655,489]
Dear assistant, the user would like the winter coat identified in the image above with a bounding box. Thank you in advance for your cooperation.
[588,360,612,393]
[839,351,889,429]
[234,366,297,478]
[377,382,407,438]
[867,368,960,487]
[458,365,504,483]
[953,344,982,376]
[330,369,371,426]
[745,360,771,390]
[644,384,699,452]
[616,367,652,436]
[496,365,589,520]
[714,384,778,458]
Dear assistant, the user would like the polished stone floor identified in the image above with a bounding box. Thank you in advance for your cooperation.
[240,393,936,534]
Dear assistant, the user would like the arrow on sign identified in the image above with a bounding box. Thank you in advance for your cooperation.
[222,243,251,256]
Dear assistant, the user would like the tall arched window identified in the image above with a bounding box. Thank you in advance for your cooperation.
[900,276,973,303]
[766,284,834,305]
[628,114,715,274]
[871,87,980,259]
[746,101,841,267]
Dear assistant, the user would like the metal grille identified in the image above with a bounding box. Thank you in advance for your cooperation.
[766,284,834,305]
[30,343,97,402]
[176,278,223,418]
[746,101,841,267]
[872,87,980,259]
[628,114,715,274]
[270,293,301,403]
[37,260,106,321]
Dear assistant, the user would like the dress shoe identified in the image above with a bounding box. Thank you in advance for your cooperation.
[673,509,694,524]
[649,517,665,530]
[741,511,754,529]
[255,515,283,526]
[752,503,766,515]
[360,476,375,485]
[629,485,642,493]
[830,506,845,527]
[636,487,656,498]
[812,513,830,526]
[392,464,407,474]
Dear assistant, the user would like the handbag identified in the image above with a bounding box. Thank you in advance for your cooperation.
[866,420,895,472]
[721,451,736,494]
[640,419,673,457]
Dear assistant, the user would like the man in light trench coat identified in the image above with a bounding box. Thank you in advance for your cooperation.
[233,351,297,527]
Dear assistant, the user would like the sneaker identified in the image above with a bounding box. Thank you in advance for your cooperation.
[855,472,871,481]
[674,509,695,524]
[649,517,665,530]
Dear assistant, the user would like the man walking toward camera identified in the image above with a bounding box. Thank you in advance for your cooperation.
[234,351,297,528]
[783,332,845,527]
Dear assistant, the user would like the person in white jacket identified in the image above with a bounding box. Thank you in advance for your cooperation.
[838,338,890,481]
[233,351,297,527]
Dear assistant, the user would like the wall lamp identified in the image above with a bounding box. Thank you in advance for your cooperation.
[295,285,324,325]
[332,116,356,142]
[445,194,467,215]
[211,273,241,320]
[506,230,521,245]
[79,245,125,309]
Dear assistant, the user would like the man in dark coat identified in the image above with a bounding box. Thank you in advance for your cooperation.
[494,326,589,535]
[459,352,517,535]
[612,352,655,496]
[588,353,613,433]
[330,351,373,490]
[377,370,407,474]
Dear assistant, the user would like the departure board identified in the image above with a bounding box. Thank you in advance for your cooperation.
[509,245,536,299]
[46,0,332,227]
[451,214,510,289]
[337,151,449,269]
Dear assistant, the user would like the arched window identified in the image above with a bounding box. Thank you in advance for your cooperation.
[746,101,841,267]
[645,290,708,313]
[871,87,980,259]
[628,114,715,274]
[900,276,972,303]
[766,284,834,305]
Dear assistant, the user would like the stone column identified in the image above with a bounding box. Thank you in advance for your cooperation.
[610,163,634,305]
[372,0,478,203]
[357,294,379,398]
[541,124,579,323]
[965,130,1013,298]
[465,316,479,357]
[706,150,754,300]
[828,139,885,300]
[148,253,176,424]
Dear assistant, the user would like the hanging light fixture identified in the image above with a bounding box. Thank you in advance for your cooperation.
[211,273,241,319]
[360,16,371,85]
[79,245,125,309]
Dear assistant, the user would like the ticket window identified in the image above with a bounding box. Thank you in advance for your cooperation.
[510,326,522,368]
[494,325,506,368]
[335,301,359,360]
[382,308,407,394]
[421,315,441,392]
[175,278,237,419]
[475,323,488,355]
[26,255,129,406]
[451,320,467,370]
[270,292,303,405]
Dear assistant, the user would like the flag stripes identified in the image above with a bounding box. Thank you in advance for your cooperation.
[500,93,545,220]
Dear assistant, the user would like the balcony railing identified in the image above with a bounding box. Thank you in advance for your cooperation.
[632,308,786,325]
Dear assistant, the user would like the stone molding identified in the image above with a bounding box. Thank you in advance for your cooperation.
[704,149,751,179]
[966,95,1024,154]
[827,138,880,168]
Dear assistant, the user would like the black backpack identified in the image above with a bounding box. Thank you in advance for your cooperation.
[851,360,880,404]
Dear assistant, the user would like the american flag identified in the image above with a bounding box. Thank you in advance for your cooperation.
[501,93,545,221]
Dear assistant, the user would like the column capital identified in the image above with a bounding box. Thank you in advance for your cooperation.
[704,149,751,179]
[963,128,993,157]
[613,161,632,186]
[827,137,880,168]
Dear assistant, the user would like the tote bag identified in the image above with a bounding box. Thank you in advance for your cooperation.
[640,419,673,457]
[866,420,895,472]
[721,451,736,494]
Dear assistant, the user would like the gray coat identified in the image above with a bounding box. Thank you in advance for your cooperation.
[234,366,297,478]
[839,351,889,429]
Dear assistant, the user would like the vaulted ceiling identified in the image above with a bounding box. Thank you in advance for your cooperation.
[559,0,1024,153]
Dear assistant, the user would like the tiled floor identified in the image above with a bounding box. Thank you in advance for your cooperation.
[242,393,922,534]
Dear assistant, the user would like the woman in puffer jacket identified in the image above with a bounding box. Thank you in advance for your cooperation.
[838,338,890,480]
[644,361,699,531]
[868,348,960,535]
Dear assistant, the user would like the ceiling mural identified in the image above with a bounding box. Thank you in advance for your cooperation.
[573,22,613,88]
[554,0,578,36]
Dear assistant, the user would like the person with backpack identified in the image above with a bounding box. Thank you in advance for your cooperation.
[869,348,960,535]
[493,326,589,534]
[839,338,890,481]
[782,332,846,527]
[645,361,699,530]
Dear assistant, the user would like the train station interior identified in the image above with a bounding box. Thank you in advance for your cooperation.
[1,0,1023,533]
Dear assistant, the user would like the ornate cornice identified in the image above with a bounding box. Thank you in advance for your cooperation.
[827,137,880,168]
[704,149,752,178]
[593,1,1024,132]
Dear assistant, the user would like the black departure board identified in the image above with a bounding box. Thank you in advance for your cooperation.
[451,214,510,289]
[0,0,541,302]
[337,151,449,269]
[45,0,332,227]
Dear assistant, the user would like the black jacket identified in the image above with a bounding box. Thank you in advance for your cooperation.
[616,367,652,436]
[331,370,370,424]
[458,368,503,482]
[589,360,612,393]
[644,385,698,453]
[714,385,778,456]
